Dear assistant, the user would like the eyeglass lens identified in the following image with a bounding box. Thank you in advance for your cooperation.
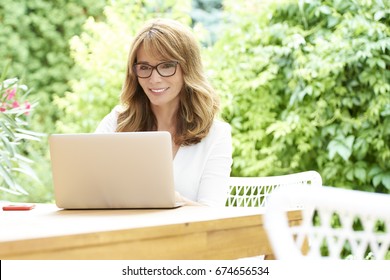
[134,61,178,78]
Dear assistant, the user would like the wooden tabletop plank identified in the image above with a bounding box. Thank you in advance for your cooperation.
[0,204,302,259]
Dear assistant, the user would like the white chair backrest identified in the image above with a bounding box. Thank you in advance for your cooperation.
[226,171,322,207]
[264,185,390,260]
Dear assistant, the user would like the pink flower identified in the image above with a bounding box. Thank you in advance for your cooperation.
[5,88,16,100]
[12,101,20,108]
[0,105,6,112]
[24,101,31,115]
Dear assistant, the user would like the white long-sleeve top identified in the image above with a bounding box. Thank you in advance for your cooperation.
[95,106,233,206]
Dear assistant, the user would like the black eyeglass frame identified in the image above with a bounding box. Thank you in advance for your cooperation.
[133,61,179,78]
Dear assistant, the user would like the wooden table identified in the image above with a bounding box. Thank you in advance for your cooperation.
[0,204,302,260]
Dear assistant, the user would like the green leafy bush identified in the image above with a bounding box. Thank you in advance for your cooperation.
[0,0,106,202]
[3,0,388,202]
[0,0,106,132]
[206,0,390,192]
[0,73,42,196]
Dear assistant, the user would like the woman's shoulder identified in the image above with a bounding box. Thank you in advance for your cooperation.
[106,105,126,120]
[203,119,231,142]
[95,105,125,133]
[112,105,126,114]
[101,105,126,123]
[211,119,231,133]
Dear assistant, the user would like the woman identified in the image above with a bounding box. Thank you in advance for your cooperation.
[96,18,232,206]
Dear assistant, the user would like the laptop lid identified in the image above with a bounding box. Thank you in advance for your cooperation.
[49,132,178,209]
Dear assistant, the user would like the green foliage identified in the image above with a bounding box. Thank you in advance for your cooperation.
[2,0,389,202]
[191,0,223,44]
[314,212,389,259]
[55,0,192,133]
[0,0,106,132]
[0,71,43,197]
[206,0,390,192]
[0,0,106,202]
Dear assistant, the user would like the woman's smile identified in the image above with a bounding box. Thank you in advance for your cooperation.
[150,87,169,94]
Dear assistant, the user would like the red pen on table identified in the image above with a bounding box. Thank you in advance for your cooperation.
[2,204,35,211]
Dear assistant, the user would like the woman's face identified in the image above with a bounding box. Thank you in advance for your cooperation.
[136,45,184,110]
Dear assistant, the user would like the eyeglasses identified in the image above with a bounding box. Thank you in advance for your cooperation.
[133,61,179,78]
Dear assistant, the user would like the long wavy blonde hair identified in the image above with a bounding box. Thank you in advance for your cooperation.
[116,18,219,146]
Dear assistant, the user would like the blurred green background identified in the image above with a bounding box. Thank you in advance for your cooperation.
[0,0,389,202]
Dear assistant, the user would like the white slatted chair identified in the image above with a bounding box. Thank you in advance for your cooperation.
[226,171,322,207]
[264,185,390,259]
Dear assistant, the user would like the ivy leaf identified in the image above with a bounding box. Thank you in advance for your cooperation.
[373,174,382,187]
[382,173,390,190]
[346,168,354,181]
[354,167,366,183]
[328,135,354,161]
[353,137,368,160]
[368,166,383,177]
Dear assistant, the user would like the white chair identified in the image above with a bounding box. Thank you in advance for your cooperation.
[226,171,322,207]
[264,185,390,260]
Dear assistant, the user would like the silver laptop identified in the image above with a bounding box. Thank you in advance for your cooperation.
[49,132,180,209]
